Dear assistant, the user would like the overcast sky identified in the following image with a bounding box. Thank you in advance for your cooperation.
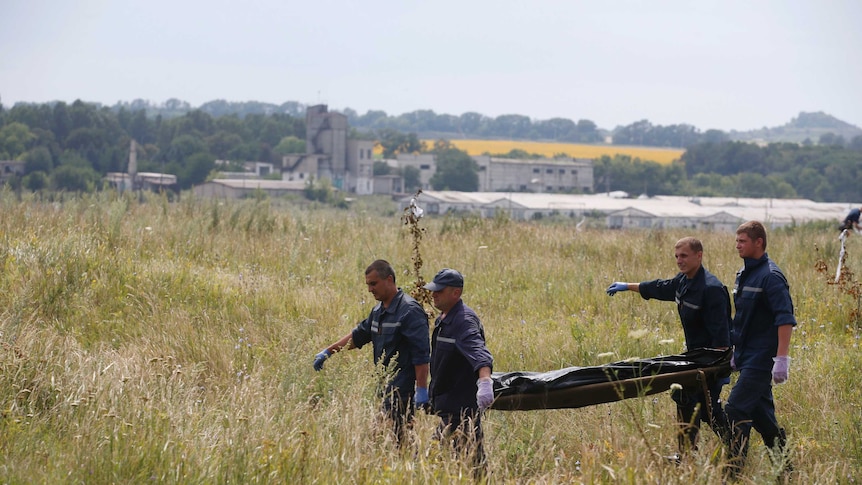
[2,0,860,132]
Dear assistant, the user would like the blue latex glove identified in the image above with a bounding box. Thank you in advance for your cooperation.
[313,349,332,371]
[415,387,429,408]
[772,356,791,384]
[606,282,629,296]
[477,377,494,410]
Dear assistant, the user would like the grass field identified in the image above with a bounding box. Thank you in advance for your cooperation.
[0,191,859,483]
[423,139,685,165]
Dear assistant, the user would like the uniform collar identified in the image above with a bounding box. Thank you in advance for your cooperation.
[436,299,464,326]
[742,253,768,270]
[377,289,404,314]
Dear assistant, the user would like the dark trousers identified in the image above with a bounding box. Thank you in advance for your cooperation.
[435,409,486,472]
[381,385,414,447]
[725,369,788,474]
[672,376,730,452]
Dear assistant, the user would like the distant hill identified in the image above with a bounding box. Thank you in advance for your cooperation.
[728,111,862,144]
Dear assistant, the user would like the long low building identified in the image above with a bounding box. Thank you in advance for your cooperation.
[401,191,857,230]
[193,179,309,199]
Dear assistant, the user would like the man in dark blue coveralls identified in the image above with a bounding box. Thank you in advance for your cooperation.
[424,268,494,471]
[606,236,732,456]
[312,259,430,446]
[725,221,795,477]
[840,206,862,232]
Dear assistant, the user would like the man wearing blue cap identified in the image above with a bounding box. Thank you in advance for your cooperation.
[424,268,494,471]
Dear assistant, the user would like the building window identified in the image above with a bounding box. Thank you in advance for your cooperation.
[532,168,540,173]
[559,169,565,174]
[420,164,431,170]
[545,168,553,174]
[546,186,553,191]
[520,185,527,191]
[571,169,578,175]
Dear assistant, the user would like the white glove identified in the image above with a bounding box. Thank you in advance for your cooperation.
[772,356,791,384]
[476,377,494,410]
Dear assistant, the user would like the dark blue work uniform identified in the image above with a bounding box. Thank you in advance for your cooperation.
[351,289,430,442]
[639,266,732,450]
[430,299,493,467]
[726,254,796,468]
[842,207,861,230]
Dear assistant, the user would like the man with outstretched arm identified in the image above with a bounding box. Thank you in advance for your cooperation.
[312,259,430,446]
[724,220,796,478]
[606,236,732,457]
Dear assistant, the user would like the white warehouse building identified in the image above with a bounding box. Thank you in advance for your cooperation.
[401,191,856,231]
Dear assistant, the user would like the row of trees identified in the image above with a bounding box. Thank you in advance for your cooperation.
[0,100,305,192]
[3,99,862,202]
[40,98,862,148]
[611,120,730,148]
[591,140,862,201]
[61,99,607,144]
[345,109,605,144]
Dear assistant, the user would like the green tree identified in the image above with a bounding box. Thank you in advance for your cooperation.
[429,140,478,191]
[167,134,207,163]
[50,164,101,192]
[23,146,54,173]
[376,129,425,158]
[0,122,36,158]
[206,131,244,159]
[273,136,306,155]
[179,152,215,189]
[402,165,421,191]
[23,171,49,191]
[373,161,392,176]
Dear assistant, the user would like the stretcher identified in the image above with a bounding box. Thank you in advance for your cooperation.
[490,348,732,411]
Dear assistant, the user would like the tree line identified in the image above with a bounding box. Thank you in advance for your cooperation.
[27,98,862,149]
[0,100,305,192]
[591,139,862,202]
[2,100,862,202]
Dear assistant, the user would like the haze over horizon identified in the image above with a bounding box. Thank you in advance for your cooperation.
[2,1,860,133]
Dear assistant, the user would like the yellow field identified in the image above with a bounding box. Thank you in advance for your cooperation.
[424,139,684,164]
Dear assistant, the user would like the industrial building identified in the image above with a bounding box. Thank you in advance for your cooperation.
[281,105,376,194]
[401,191,855,230]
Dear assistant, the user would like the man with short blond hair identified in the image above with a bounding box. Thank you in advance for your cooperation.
[607,236,732,456]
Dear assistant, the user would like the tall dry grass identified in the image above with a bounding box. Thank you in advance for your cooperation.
[0,190,859,483]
